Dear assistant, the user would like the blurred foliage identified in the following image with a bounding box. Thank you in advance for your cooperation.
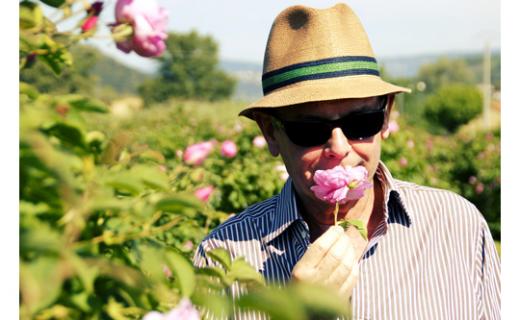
[20,2,349,319]
[139,31,237,105]
[387,55,499,133]
[20,45,151,102]
[423,84,483,133]
[449,129,501,239]
[20,45,98,95]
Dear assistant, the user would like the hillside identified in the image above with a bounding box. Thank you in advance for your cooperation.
[219,50,501,101]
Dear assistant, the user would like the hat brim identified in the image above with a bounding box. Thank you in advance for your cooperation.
[239,75,411,119]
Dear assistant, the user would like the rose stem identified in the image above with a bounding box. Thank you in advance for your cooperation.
[334,201,339,226]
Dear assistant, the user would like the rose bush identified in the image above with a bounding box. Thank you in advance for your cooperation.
[20,2,351,320]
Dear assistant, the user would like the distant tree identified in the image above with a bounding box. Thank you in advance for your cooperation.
[423,84,482,134]
[417,58,475,93]
[139,31,236,105]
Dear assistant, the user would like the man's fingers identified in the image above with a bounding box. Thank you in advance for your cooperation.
[323,240,357,286]
[292,226,343,279]
[338,263,360,298]
[311,232,351,281]
[345,226,368,261]
[300,226,343,267]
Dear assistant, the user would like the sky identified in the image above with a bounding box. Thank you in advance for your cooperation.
[87,0,501,73]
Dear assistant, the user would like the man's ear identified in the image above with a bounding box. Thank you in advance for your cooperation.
[381,94,395,140]
[254,112,280,157]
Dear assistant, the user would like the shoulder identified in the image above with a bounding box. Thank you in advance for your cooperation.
[394,178,486,229]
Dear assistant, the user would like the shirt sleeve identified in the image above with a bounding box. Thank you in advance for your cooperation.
[476,219,501,319]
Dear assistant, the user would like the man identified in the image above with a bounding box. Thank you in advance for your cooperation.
[194,3,500,319]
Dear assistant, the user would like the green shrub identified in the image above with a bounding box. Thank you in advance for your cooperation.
[423,84,483,133]
[450,129,501,238]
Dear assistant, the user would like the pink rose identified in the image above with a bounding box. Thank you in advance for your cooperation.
[253,136,267,148]
[143,311,166,320]
[182,240,194,251]
[399,157,408,167]
[475,182,485,194]
[275,164,289,181]
[194,186,214,202]
[221,140,238,158]
[143,299,200,320]
[162,265,172,278]
[310,165,372,204]
[388,120,399,133]
[164,298,200,320]
[114,0,168,57]
[183,141,214,165]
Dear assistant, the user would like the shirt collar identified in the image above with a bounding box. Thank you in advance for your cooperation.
[262,161,413,244]
[262,177,302,244]
[375,161,413,227]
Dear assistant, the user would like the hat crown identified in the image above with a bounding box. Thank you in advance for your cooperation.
[263,3,375,74]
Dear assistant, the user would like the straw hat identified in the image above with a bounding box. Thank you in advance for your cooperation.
[240,3,411,119]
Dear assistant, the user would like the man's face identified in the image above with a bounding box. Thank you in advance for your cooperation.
[257,96,393,207]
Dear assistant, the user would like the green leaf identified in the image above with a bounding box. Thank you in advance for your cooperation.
[130,165,170,191]
[164,249,196,297]
[20,219,63,255]
[196,266,228,284]
[139,149,166,163]
[20,201,51,216]
[138,245,168,283]
[20,82,40,100]
[191,291,232,319]
[84,258,147,289]
[40,0,66,8]
[41,122,86,149]
[338,218,368,240]
[20,257,65,315]
[227,258,265,286]
[205,248,232,271]
[67,254,100,294]
[67,96,108,113]
[87,194,132,212]
[291,282,351,318]
[70,292,90,312]
[104,171,144,196]
[237,286,306,320]
[155,194,202,216]
[20,1,43,30]
[39,46,73,75]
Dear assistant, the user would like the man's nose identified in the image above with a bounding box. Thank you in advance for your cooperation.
[324,127,352,159]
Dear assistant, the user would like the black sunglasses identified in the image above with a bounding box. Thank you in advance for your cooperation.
[270,96,388,147]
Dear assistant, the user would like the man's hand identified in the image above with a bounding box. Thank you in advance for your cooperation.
[291,225,368,300]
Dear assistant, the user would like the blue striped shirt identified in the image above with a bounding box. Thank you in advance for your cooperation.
[194,162,500,319]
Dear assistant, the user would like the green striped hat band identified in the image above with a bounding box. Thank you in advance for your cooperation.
[262,56,380,94]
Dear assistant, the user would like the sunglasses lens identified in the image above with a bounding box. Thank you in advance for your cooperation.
[278,109,385,147]
[343,111,385,140]
[283,122,331,147]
